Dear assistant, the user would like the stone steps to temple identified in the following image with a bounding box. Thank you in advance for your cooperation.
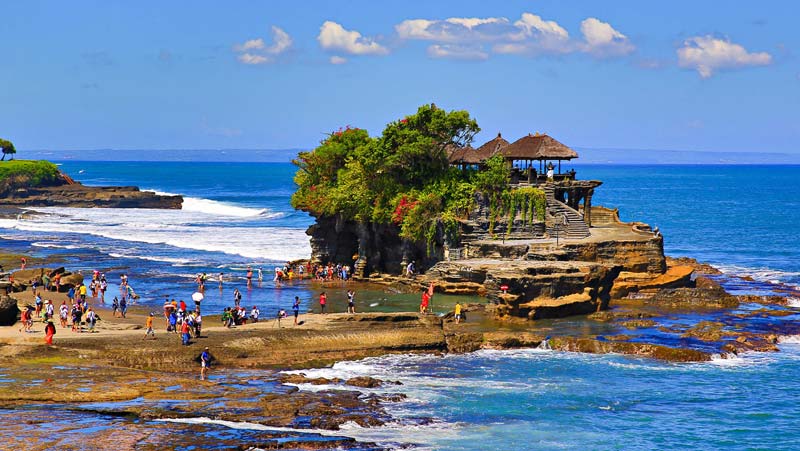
[543,184,590,239]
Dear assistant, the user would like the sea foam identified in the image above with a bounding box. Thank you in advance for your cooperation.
[1,206,310,261]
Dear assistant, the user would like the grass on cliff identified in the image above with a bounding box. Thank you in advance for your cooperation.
[0,160,61,187]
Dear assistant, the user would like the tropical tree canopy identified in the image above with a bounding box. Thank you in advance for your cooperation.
[0,139,16,161]
[292,104,527,248]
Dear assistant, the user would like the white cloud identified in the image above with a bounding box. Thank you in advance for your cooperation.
[395,17,510,42]
[427,44,489,60]
[236,38,265,51]
[234,26,293,65]
[318,21,388,55]
[238,53,269,65]
[580,18,634,57]
[512,13,569,42]
[329,56,347,65]
[677,35,772,78]
[396,13,633,59]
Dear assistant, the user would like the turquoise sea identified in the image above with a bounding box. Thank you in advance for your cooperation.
[2,160,800,450]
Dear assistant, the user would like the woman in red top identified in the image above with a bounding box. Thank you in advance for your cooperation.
[319,292,327,314]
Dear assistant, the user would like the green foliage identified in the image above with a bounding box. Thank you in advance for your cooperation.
[0,160,61,186]
[499,187,546,239]
[0,138,16,161]
[291,104,544,253]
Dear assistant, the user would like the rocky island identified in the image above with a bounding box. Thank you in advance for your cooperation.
[293,104,800,358]
[0,158,183,209]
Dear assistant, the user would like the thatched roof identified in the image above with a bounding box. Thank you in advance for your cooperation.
[447,133,510,165]
[499,134,578,160]
[447,144,481,164]
[475,132,509,160]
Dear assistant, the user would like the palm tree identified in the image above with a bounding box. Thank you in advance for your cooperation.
[0,139,16,161]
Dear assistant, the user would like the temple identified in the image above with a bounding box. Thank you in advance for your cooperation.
[448,132,602,241]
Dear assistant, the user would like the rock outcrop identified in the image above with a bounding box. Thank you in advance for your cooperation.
[1,184,182,209]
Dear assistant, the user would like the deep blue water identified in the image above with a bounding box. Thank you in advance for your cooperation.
[2,161,800,450]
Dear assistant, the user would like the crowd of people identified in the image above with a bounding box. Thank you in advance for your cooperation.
[11,258,473,378]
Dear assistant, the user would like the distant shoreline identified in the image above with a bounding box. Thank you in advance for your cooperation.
[19,148,800,165]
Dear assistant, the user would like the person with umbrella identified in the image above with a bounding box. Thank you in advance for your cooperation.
[192,291,204,313]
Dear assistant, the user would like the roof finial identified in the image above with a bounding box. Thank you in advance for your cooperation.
[497,132,502,138]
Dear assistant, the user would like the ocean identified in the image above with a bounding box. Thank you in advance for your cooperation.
[2,161,800,450]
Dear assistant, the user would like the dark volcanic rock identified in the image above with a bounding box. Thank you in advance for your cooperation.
[649,285,739,309]
[345,376,384,388]
[0,294,19,326]
[1,184,182,209]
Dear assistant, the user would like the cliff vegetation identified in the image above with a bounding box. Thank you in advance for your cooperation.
[291,104,545,256]
[0,160,62,193]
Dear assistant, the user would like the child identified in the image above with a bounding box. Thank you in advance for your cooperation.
[144,312,156,339]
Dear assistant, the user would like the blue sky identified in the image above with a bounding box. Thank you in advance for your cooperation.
[1,1,798,153]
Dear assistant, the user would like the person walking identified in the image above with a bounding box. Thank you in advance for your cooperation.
[454,302,463,324]
[181,319,191,346]
[346,290,356,314]
[44,320,56,345]
[319,292,327,314]
[292,296,301,325]
[200,347,211,380]
[144,312,156,339]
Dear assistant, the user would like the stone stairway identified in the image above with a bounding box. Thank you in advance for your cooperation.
[543,184,590,239]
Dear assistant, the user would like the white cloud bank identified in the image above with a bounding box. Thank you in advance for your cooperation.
[394,13,632,60]
[318,21,388,60]
[234,26,292,65]
[677,35,772,78]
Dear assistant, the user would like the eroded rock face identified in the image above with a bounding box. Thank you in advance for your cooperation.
[561,236,666,273]
[1,185,182,209]
[0,294,19,326]
[649,285,739,309]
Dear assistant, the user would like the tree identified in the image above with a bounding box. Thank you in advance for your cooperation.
[0,139,15,161]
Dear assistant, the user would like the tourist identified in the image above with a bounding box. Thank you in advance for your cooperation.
[179,299,187,313]
[454,302,463,324]
[99,278,107,301]
[119,296,128,318]
[44,320,56,345]
[406,261,415,278]
[79,282,87,304]
[67,286,75,304]
[250,305,260,323]
[144,312,156,339]
[319,292,327,314]
[347,290,356,314]
[181,318,191,346]
[59,301,68,328]
[20,257,26,270]
[19,307,32,333]
[200,347,211,380]
[86,307,97,332]
[71,303,82,332]
[546,163,554,181]
[45,299,54,320]
[218,272,224,289]
[257,267,263,282]
[420,290,430,314]
[292,296,300,325]
[246,266,253,287]
[233,288,242,307]
[34,294,43,318]
[193,310,202,337]
[111,297,119,317]
[168,309,178,332]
